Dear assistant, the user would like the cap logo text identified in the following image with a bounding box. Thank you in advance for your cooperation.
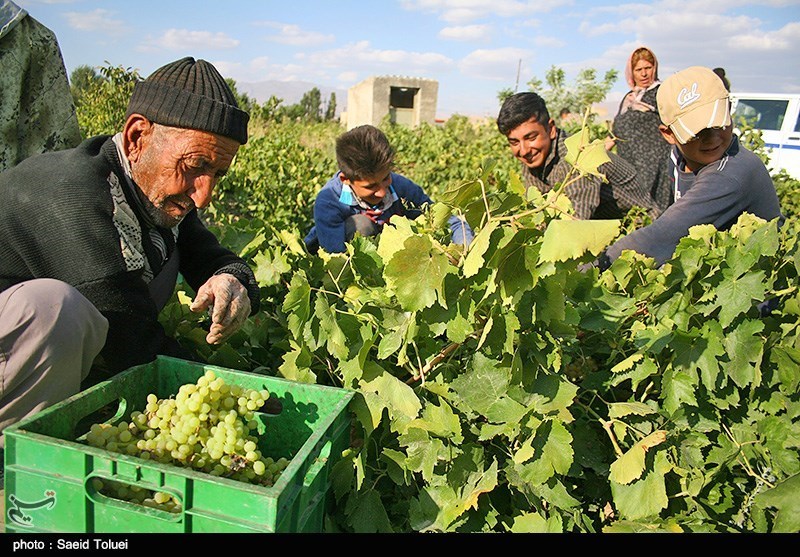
[677,83,701,109]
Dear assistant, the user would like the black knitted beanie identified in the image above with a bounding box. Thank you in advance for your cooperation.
[125,57,249,144]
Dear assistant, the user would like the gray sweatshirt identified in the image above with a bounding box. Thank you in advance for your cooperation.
[600,136,783,269]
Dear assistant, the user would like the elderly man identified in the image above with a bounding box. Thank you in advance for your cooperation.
[0,57,260,447]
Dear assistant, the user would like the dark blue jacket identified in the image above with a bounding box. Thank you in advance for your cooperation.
[304,171,473,254]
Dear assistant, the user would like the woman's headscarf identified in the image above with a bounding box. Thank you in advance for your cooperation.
[620,46,660,114]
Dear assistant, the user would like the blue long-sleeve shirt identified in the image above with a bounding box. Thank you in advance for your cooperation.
[304,171,473,254]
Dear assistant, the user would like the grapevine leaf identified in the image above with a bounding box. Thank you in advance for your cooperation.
[515,420,574,484]
[407,399,463,441]
[277,228,307,256]
[724,318,765,388]
[350,390,385,435]
[376,215,416,262]
[252,248,292,287]
[438,178,483,206]
[609,444,646,485]
[608,401,656,419]
[445,296,475,343]
[484,395,528,425]
[460,459,498,512]
[430,202,453,230]
[347,489,394,533]
[488,226,538,286]
[539,219,621,263]
[463,220,500,277]
[611,353,644,373]
[671,322,726,390]
[563,129,612,180]
[277,344,316,384]
[611,451,671,519]
[450,353,511,416]
[530,374,579,417]
[531,274,567,324]
[384,235,451,312]
[410,483,461,532]
[360,368,422,423]
[753,473,800,533]
[401,428,447,482]
[712,269,766,328]
[330,454,356,501]
[282,271,310,339]
[661,368,699,415]
[510,512,549,533]
[314,295,349,360]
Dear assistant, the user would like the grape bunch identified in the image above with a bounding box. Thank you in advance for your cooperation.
[84,369,291,507]
[90,477,183,514]
[563,355,599,382]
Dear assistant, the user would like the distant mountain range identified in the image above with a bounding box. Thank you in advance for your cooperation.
[236,80,349,117]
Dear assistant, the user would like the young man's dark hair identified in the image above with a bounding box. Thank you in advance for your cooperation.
[496,92,550,136]
[335,125,395,181]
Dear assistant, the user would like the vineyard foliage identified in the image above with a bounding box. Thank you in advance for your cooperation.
[74,68,800,533]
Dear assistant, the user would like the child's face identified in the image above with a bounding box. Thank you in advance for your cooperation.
[661,125,734,172]
[345,170,392,206]
[505,116,557,170]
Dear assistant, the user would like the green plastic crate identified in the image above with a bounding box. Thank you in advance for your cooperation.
[3,356,354,533]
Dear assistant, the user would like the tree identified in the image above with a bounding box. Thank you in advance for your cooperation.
[69,64,104,107]
[525,65,618,121]
[74,62,141,137]
[497,87,514,105]
[324,92,337,121]
[225,78,256,115]
[299,87,322,122]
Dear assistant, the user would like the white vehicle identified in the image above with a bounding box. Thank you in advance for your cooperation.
[730,92,800,179]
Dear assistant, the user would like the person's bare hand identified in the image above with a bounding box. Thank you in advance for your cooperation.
[190,273,251,345]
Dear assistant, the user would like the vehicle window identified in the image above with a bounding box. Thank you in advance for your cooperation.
[733,99,788,131]
[795,111,800,133]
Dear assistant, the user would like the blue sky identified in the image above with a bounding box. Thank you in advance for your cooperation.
[14,0,800,119]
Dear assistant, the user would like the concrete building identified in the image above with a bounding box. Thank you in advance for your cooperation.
[344,75,438,130]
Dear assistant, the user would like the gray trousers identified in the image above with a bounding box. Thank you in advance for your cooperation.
[0,279,108,448]
[345,213,381,240]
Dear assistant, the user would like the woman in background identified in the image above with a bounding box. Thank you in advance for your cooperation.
[606,46,672,217]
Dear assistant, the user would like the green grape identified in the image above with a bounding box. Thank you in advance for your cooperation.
[153,491,171,504]
[82,371,288,497]
[253,460,266,475]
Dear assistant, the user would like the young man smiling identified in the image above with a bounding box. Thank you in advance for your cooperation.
[497,92,661,220]
[597,66,784,270]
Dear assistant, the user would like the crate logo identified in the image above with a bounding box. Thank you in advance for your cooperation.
[7,490,57,528]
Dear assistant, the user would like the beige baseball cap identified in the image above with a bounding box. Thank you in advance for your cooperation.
[657,66,731,144]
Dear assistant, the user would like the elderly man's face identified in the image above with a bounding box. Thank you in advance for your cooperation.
[130,123,240,228]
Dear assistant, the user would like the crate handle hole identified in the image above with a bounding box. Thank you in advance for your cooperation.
[73,397,129,440]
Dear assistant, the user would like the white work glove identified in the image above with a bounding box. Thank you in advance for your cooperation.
[190,273,251,345]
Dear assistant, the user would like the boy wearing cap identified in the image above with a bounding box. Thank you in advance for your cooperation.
[0,57,260,447]
[598,66,783,270]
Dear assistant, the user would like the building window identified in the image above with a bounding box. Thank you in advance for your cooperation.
[390,87,418,109]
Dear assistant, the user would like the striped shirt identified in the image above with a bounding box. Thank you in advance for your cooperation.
[521,127,658,220]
